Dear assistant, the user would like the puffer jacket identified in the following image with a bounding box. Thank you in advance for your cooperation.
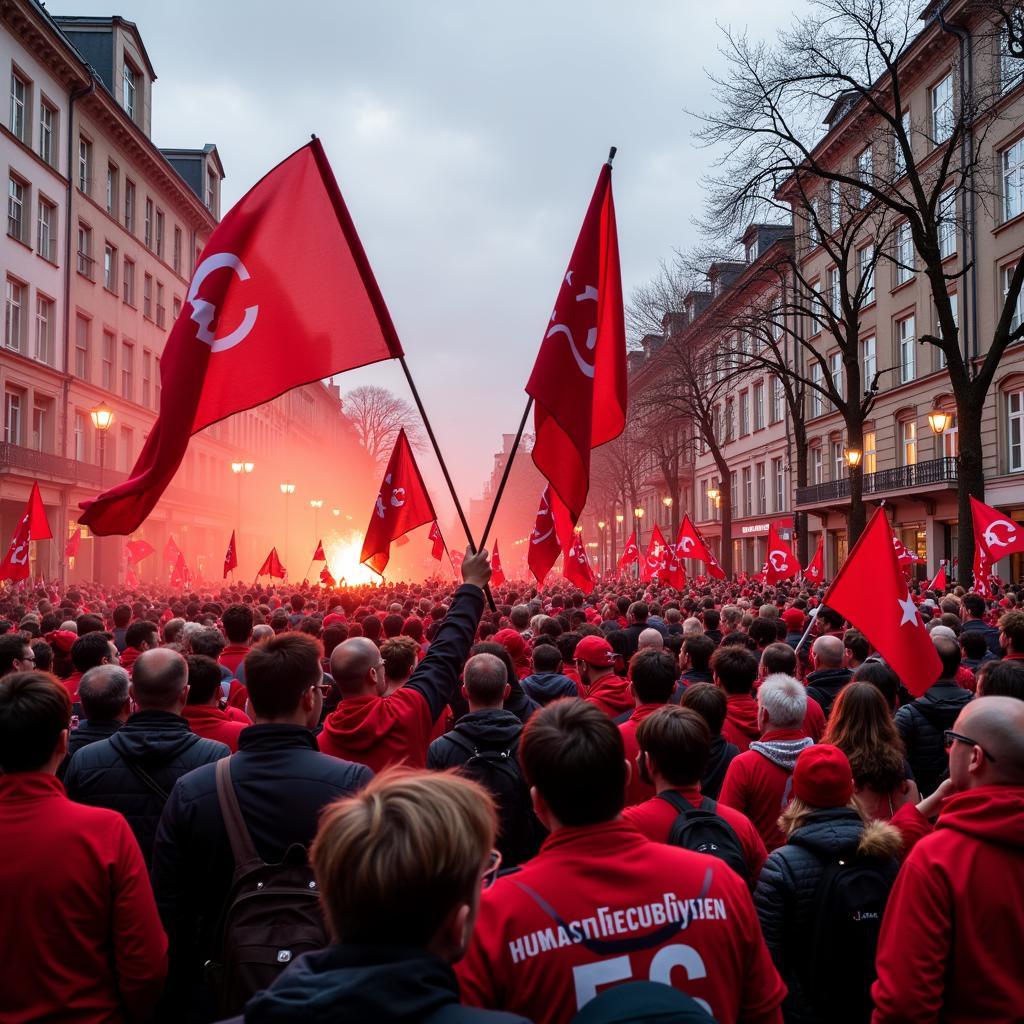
[894,681,972,796]
[753,807,901,1024]
[63,710,229,866]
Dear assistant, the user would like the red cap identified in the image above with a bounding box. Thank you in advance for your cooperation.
[782,608,805,630]
[573,635,614,667]
[793,744,854,808]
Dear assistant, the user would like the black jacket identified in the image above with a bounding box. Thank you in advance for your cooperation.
[805,667,853,717]
[220,945,530,1024]
[702,734,739,800]
[58,717,122,780]
[151,723,372,1010]
[520,671,578,705]
[63,709,228,865]
[894,681,972,796]
[754,807,901,1024]
[960,617,1001,658]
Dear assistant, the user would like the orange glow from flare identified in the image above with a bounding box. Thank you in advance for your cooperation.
[323,533,378,586]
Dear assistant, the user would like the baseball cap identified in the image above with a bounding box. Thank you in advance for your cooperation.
[573,635,614,667]
[782,608,805,630]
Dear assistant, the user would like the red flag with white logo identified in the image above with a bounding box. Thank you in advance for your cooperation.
[313,540,326,561]
[971,496,1024,559]
[525,159,626,521]
[675,514,726,580]
[618,530,639,571]
[224,531,238,578]
[822,506,942,697]
[528,485,575,585]
[125,539,155,564]
[974,544,994,597]
[429,520,446,561]
[66,527,81,560]
[664,539,686,589]
[763,524,800,584]
[0,513,31,583]
[360,428,435,575]
[641,524,669,583]
[564,530,596,594]
[79,140,403,536]
[256,547,286,580]
[491,540,507,587]
[320,564,336,587]
[803,535,824,585]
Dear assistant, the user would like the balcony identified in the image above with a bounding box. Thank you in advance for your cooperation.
[795,457,958,507]
[0,442,112,489]
[77,251,95,280]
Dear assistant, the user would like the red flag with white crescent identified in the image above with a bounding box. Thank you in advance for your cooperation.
[223,531,238,578]
[970,496,1024,559]
[618,529,639,571]
[641,524,669,583]
[803,535,824,584]
[528,485,575,585]
[491,540,507,587]
[564,530,596,594]
[429,520,446,561]
[763,524,800,585]
[676,514,726,580]
[0,512,31,583]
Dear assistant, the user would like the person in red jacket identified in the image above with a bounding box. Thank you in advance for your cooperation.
[219,603,254,676]
[719,674,813,851]
[0,671,167,1022]
[317,550,490,772]
[758,643,825,741]
[180,654,250,751]
[456,699,786,1024]
[714,645,761,751]
[619,649,679,807]
[872,695,1024,1023]
[624,705,767,887]
[576,634,633,717]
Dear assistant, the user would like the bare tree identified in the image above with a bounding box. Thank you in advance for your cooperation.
[697,0,1024,582]
[343,385,427,469]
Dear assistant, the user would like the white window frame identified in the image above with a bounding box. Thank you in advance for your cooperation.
[38,101,55,165]
[811,362,824,417]
[1002,137,1024,222]
[864,430,877,474]
[830,351,843,407]
[36,197,55,262]
[739,390,750,436]
[1003,264,1024,332]
[857,147,873,207]
[1009,390,1024,472]
[103,242,117,293]
[78,136,91,193]
[122,62,137,119]
[9,70,28,142]
[931,74,954,144]
[771,375,785,423]
[901,419,918,466]
[862,335,877,387]
[829,266,842,316]
[4,389,23,445]
[8,175,26,243]
[898,315,916,383]
[34,294,53,364]
[5,277,26,351]
[858,243,875,304]
[896,221,914,284]
[753,380,765,430]
[830,180,841,231]
[773,457,785,511]
[937,188,957,258]
[812,446,823,484]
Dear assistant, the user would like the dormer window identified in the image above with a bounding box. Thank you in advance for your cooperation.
[746,240,757,262]
[122,62,137,120]
[205,168,217,213]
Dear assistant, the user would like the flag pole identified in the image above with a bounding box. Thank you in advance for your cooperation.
[479,396,533,551]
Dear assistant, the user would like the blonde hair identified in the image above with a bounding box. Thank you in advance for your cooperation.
[311,767,496,946]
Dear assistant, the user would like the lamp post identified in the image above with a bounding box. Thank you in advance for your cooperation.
[662,494,674,536]
[89,403,114,583]
[614,512,624,572]
[634,506,644,580]
[310,498,323,547]
[843,447,863,470]
[231,461,254,552]
[331,507,341,518]
[597,520,606,575]
[280,482,295,569]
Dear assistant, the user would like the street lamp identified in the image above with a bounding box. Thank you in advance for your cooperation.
[843,447,863,469]
[633,506,644,579]
[280,482,295,568]
[231,461,254,542]
[597,520,606,575]
[310,498,323,546]
[332,507,341,517]
[89,403,114,584]
[927,408,952,435]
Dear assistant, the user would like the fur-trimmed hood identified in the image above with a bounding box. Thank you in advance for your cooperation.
[856,817,903,859]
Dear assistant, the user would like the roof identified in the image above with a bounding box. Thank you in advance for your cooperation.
[52,15,158,80]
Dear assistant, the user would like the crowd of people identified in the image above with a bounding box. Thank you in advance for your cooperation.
[1,552,1022,1023]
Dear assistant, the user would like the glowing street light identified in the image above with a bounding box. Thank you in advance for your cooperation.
[927,408,953,435]
[843,447,863,469]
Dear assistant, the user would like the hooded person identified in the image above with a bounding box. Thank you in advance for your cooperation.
[680,682,740,800]
[575,635,633,718]
[492,628,531,680]
[520,641,578,706]
[713,646,761,752]
[782,608,806,650]
[754,744,900,1024]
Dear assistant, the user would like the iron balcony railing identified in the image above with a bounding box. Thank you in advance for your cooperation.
[795,456,958,506]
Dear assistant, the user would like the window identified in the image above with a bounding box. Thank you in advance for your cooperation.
[812,446,823,484]
[809,279,823,331]
[938,292,958,369]
[725,399,735,442]
[121,340,134,400]
[8,174,27,243]
[101,330,115,389]
[35,294,53,365]
[4,389,23,445]
[143,273,153,318]
[74,411,88,461]
[155,210,164,258]
[829,265,842,315]
[123,61,137,119]
[118,426,134,471]
[142,349,152,407]
[32,399,49,452]
[808,199,819,245]
[931,74,954,144]
[36,198,55,262]
[103,242,118,293]
[78,135,91,193]
[205,168,217,212]
[144,198,153,248]
[739,391,750,436]
[155,356,161,407]
[172,296,181,321]
[811,362,824,417]
[937,188,957,258]
[173,226,182,274]
[864,430,877,474]
[4,277,26,351]
[38,101,56,165]
[75,315,90,378]
[123,179,136,233]
[894,110,910,177]
[742,467,752,516]
[773,457,785,511]
[901,419,917,466]
[832,439,845,479]
[858,244,875,304]
[771,375,785,423]
[896,221,914,284]
[156,281,165,328]
[830,351,843,406]
[123,257,135,306]
[1001,22,1024,93]
[942,412,958,459]
[77,221,93,278]
[1003,264,1024,332]
[1009,391,1024,472]
[862,335,877,386]
[10,70,28,142]
[898,315,916,383]
[1001,137,1024,220]
[857,147,872,207]
[830,180,841,230]
[757,462,767,514]
[753,380,765,430]
[106,163,118,215]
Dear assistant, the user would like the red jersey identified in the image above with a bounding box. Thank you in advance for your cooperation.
[181,704,248,752]
[722,694,760,751]
[219,643,250,676]
[618,703,663,806]
[582,674,634,717]
[623,785,768,886]
[801,696,825,741]
[456,820,785,1024]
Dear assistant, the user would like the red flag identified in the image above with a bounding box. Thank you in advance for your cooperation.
[617,529,639,571]
[164,535,182,563]
[320,564,336,587]
[970,496,1024,559]
[360,428,435,575]
[822,507,942,697]
[79,140,403,536]
[641,524,669,583]
[257,547,286,579]
[429,520,446,561]
[0,513,31,583]
[66,527,81,560]
[763,524,799,584]
[803,536,824,585]
[224,531,238,578]
[891,533,924,574]
[125,539,155,564]
[170,550,190,588]
[491,540,507,587]
[528,485,575,584]
[564,530,596,594]
[675,514,726,580]
[27,482,51,540]
[450,550,465,570]
[125,567,139,588]
[664,539,686,589]
[526,160,626,521]
[974,544,994,597]
[313,539,326,561]
[928,563,947,592]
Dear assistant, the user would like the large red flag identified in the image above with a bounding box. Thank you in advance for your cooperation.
[224,531,238,578]
[320,564,336,588]
[27,482,51,539]
[675,515,726,580]
[822,507,942,697]
[313,540,326,562]
[0,484,52,582]
[125,539,155,564]
[763,524,800,584]
[664,538,686,589]
[256,547,286,579]
[163,535,182,563]
[564,530,596,594]
[928,563,947,591]
[973,543,994,597]
[617,529,639,571]
[803,535,824,585]
[641,524,669,583]
[491,540,507,587]
[66,527,81,560]
[360,428,435,575]
[429,520,446,561]
[891,532,924,574]
[170,550,190,588]
[528,485,575,584]
[526,160,626,521]
[79,140,403,536]
[970,496,1024,559]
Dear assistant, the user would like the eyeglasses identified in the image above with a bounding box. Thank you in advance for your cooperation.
[481,849,502,890]
[943,730,997,762]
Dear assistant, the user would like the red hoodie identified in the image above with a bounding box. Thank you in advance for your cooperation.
[456,819,785,1024]
[582,673,634,718]
[872,785,1024,1023]
[722,694,760,751]
[181,704,249,752]
[619,704,663,807]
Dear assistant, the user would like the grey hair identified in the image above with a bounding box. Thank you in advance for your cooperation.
[758,673,807,728]
[682,617,703,638]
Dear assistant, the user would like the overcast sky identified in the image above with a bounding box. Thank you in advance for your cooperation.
[56,0,801,525]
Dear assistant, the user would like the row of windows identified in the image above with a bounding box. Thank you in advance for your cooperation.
[699,459,789,522]
[7,172,58,261]
[73,313,160,410]
[3,387,54,452]
[8,68,59,168]
[4,276,55,365]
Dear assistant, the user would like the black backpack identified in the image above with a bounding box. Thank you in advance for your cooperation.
[797,849,898,1023]
[657,791,750,885]
[208,756,328,1016]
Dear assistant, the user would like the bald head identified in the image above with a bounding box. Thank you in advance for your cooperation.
[952,696,1024,787]
[812,634,844,668]
[638,627,664,651]
[131,647,188,711]
[331,637,385,697]
[463,653,509,708]
[78,664,130,722]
